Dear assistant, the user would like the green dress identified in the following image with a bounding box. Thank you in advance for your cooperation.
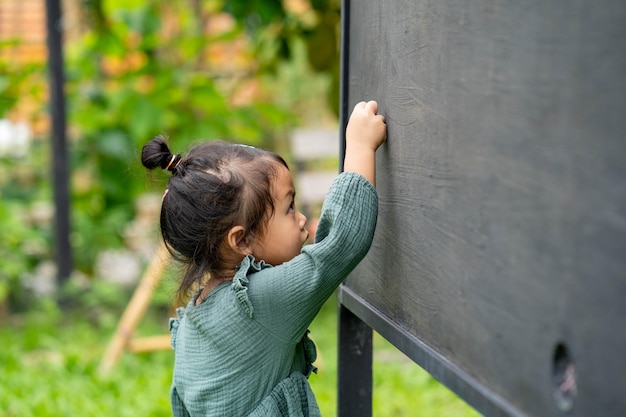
[169,172,378,417]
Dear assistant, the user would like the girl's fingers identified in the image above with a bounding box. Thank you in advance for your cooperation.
[364,100,378,114]
[354,100,379,114]
[354,101,367,111]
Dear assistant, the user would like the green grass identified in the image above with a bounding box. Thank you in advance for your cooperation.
[0,295,481,416]
[0,299,172,417]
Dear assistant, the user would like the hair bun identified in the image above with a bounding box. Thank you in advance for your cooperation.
[141,135,182,172]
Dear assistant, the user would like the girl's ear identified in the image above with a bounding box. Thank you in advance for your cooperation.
[227,225,251,255]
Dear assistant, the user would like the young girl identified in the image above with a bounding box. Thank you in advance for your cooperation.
[141,100,386,417]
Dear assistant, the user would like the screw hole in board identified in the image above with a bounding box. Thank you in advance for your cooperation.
[552,342,577,412]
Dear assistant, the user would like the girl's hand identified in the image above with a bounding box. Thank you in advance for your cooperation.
[343,100,387,187]
[346,101,387,152]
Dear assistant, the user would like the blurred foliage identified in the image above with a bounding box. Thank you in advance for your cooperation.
[0,141,53,310]
[0,44,42,118]
[0,0,342,307]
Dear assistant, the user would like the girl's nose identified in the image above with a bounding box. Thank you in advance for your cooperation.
[299,212,307,229]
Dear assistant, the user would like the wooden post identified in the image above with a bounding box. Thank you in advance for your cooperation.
[98,244,170,375]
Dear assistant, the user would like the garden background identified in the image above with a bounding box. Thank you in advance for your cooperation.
[0,1,480,415]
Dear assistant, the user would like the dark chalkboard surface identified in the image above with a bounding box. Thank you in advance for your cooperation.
[340,1,626,416]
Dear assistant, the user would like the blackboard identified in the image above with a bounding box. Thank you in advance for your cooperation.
[338,1,626,416]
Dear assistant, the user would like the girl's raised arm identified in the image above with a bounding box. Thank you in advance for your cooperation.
[343,100,387,187]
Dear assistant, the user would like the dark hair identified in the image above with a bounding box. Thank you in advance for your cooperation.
[141,135,288,299]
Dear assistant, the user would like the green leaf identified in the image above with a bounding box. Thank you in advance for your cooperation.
[305,20,337,72]
[94,130,133,159]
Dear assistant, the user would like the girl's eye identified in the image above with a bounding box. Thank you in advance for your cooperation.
[288,201,295,213]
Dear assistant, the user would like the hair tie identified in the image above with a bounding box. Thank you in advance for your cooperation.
[165,155,177,170]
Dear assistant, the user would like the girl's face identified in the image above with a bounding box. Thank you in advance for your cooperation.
[249,164,308,265]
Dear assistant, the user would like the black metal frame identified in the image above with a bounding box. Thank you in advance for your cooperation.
[338,286,525,417]
[336,1,374,413]
[45,0,72,283]
[337,302,372,416]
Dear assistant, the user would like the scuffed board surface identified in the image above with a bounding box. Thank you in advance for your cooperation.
[343,1,626,416]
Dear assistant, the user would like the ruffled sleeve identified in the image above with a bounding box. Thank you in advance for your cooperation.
[301,330,318,377]
[169,307,185,350]
[231,254,272,318]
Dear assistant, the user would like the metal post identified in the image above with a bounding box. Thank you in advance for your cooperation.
[45,0,72,284]
[338,0,351,173]
[338,0,373,411]
[338,302,372,417]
